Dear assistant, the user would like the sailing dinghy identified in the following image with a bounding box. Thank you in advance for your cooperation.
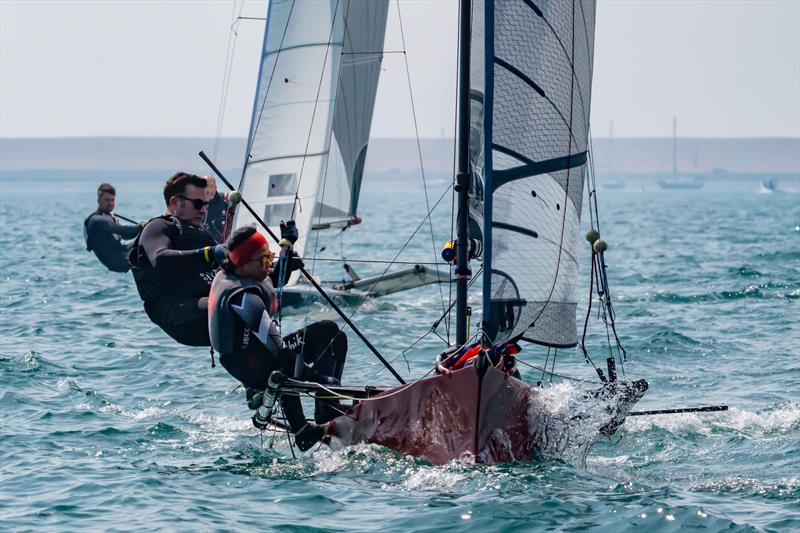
[208,0,649,464]
[227,0,447,309]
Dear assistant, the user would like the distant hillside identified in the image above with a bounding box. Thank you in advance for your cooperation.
[590,137,800,174]
[1,136,798,175]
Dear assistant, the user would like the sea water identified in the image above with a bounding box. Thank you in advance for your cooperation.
[1,172,798,531]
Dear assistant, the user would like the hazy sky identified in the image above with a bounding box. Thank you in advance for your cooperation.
[1,0,798,139]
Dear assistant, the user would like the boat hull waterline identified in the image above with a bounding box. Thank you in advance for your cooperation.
[328,364,648,465]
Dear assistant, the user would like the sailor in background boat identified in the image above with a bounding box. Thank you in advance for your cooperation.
[202,175,229,243]
[208,226,347,451]
[128,173,225,347]
[83,183,142,273]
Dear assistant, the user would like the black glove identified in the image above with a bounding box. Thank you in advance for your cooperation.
[203,244,227,265]
[280,220,299,245]
[287,251,304,272]
[305,364,341,386]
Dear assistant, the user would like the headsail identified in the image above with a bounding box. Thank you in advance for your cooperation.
[315,2,389,229]
[475,0,596,347]
[235,0,389,271]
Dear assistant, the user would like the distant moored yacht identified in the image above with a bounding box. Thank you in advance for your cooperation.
[658,117,704,190]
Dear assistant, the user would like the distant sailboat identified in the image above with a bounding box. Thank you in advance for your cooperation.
[658,118,703,190]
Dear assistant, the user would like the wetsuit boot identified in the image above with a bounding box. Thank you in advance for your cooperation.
[280,395,326,452]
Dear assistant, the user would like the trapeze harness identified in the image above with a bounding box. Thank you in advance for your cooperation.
[83,209,140,273]
[128,216,218,347]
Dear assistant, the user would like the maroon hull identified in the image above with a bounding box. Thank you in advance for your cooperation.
[329,366,482,464]
[328,364,646,465]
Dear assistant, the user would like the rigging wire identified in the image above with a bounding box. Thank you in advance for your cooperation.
[290,0,343,220]
[516,357,596,384]
[316,181,457,382]
[395,0,448,319]
[312,181,455,374]
[307,0,351,281]
[244,0,298,167]
[298,257,443,266]
[256,1,457,382]
[363,264,484,383]
[213,0,247,160]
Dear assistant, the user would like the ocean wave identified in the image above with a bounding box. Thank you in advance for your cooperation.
[728,266,765,278]
[651,286,767,302]
[690,476,800,500]
[642,329,704,349]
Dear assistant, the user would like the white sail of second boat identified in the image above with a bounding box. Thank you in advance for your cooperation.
[234,0,389,285]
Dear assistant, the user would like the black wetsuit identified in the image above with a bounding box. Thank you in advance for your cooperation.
[83,210,140,273]
[203,193,229,243]
[209,269,346,428]
[128,216,218,346]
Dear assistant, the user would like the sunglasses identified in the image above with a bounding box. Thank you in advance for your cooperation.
[175,195,209,210]
[252,252,274,267]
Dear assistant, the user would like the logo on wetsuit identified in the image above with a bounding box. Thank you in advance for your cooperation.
[199,271,215,286]
[242,326,250,349]
[284,332,304,352]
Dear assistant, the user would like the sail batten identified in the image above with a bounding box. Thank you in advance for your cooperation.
[476,0,596,348]
[235,0,389,281]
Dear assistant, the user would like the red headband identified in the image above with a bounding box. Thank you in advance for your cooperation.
[229,231,268,267]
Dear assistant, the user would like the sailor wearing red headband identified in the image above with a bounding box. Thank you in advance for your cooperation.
[208,225,347,451]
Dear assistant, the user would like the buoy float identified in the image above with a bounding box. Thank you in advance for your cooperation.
[593,239,608,253]
[228,190,242,205]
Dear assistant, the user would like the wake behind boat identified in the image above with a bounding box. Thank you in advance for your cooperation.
[758,178,777,193]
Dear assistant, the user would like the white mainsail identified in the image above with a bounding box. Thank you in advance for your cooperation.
[235,0,389,278]
[475,0,596,347]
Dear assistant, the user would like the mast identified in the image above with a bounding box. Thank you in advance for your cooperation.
[455,0,472,346]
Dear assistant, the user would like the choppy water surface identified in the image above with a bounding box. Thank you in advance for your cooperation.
[1,173,798,531]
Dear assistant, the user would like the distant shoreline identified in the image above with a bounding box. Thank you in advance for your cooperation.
[1,136,798,174]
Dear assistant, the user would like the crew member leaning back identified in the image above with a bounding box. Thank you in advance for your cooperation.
[129,172,225,347]
[209,226,348,451]
[84,183,141,273]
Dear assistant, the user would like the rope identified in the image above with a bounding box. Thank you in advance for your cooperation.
[516,358,597,384]
[361,263,484,383]
[363,328,434,382]
[298,257,443,266]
